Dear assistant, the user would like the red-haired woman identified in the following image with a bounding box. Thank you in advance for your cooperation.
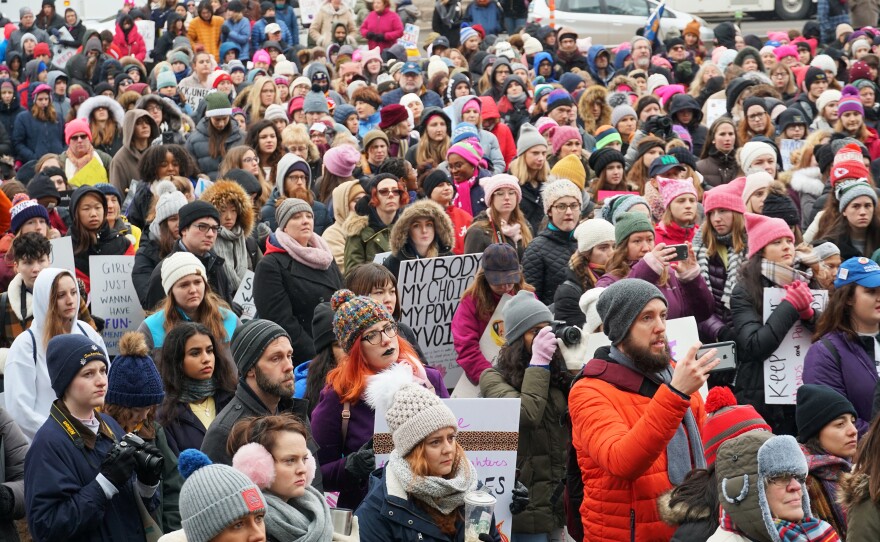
[311,289,448,511]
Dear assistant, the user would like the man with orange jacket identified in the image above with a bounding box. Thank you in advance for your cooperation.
[569,278,718,542]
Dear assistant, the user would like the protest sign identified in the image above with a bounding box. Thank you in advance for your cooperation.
[397,23,420,49]
[89,256,145,355]
[705,99,726,128]
[763,287,828,405]
[232,271,256,321]
[374,398,519,540]
[450,294,511,398]
[136,20,155,62]
[399,253,482,387]
[49,236,76,274]
[780,139,806,171]
[372,251,390,264]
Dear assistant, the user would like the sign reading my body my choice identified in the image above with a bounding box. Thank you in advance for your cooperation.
[398,254,482,388]
[89,256,145,355]
[373,398,519,540]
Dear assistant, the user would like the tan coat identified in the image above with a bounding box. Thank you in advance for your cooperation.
[308,2,358,47]
[322,180,361,274]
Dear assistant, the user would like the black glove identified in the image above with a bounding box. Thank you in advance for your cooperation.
[100,443,137,489]
[135,443,165,486]
[478,535,494,542]
[643,115,672,139]
[0,485,14,518]
[509,481,529,515]
[367,32,381,41]
[344,438,375,481]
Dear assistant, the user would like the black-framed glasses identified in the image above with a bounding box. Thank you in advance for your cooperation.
[362,323,398,345]
[552,202,580,213]
[766,472,806,487]
[194,223,220,234]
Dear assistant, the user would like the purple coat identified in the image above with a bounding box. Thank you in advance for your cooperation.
[804,331,878,435]
[311,365,449,510]
[595,258,715,321]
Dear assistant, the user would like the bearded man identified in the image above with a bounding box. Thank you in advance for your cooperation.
[568,278,718,542]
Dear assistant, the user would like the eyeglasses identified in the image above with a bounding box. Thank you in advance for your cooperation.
[766,472,806,487]
[362,323,399,345]
[772,72,788,78]
[70,134,89,141]
[494,69,510,75]
[288,173,307,182]
[288,145,308,153]
[194,223,220,233]
[670,45,685,51]
[748,113,766,121]
[552,202,580,213]
[242,156,260,165]
[378,188,403,197]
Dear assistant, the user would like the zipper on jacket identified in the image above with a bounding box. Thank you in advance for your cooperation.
[630,508,635,542]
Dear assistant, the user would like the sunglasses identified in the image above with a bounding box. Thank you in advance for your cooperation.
[70,134,89,142]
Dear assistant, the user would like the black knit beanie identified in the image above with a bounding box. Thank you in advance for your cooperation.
[796,384,856,443]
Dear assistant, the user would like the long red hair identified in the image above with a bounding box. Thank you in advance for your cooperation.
[326,335,423,403]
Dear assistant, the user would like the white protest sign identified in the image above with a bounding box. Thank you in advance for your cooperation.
[49,236,76,274]
[705,98,726,128]
[136,20,156,62]
[89,256,145,355]
[763,287,828,404]
[372,251,390,264]
[51,46,76,70]
[450,294,511,398]
[780,139,806,171]
[397,23,420,49]
[399,254,481,388]
[232,270,256,321]
[374,398,519,540]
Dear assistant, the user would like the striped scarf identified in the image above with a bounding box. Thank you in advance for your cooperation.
[773,517,840,541]
[761,258,813,287]
[694,232,744,309]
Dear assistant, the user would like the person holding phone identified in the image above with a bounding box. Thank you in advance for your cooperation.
[654,177,700,247]
[596,212,714,321]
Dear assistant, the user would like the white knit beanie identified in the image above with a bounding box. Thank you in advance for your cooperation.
[810,54,836,75]
[150,180,189,239]
[541,178,582,214]
[579,287,605,333]
[816,89,842,115]
[574,218,615,254]
[161,252,207,295]
[365,363,458,456]
[739,141,776,174]
[427,56,448,80]
[741,171,774,204]
[264,103,289,123]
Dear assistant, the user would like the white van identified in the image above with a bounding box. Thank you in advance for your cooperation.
[665,0,814,20]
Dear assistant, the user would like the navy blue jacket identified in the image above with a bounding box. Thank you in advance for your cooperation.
[12,109,63,163]
[381,88,443,109]
[355,467,502,542]
[24,402,149,542]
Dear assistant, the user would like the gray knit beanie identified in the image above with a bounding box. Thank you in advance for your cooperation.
[596,279,667,345]
[516,122,548,157]
[178,449,267,542]
[836,179,877,212]
[149,180,188,239]
[275,198,313,230]
[611,104,637,128]
[303,89,329,114]
[757,436,810,539]
[601,193,651,224]
[231,319,290,375]
[502,290,554,343]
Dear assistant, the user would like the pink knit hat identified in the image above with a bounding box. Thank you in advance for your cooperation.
[252,49,271,65]
[535,117,558,136]
[446,140,483,167]
[360,47,382,66]
[658,177,698,209]
[481,174,522,204]
[703,183,746,214]
[774,45,799,61]
[65,117,92,145]
[323,144,362,177]
[745,212,794,259]
[550,125,580,155]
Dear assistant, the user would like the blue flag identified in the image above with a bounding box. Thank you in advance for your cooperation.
[644,1,666,44]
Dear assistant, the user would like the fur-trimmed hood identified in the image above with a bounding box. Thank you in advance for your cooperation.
[389,199,455,254]
[77,95,126,126]
[135,93,193,134]
[790,166,825,197]
[119,55,147,82]
[656,490,714,527]
[199,179,255,237]
[341,212,369,237]
[839,471,872,511]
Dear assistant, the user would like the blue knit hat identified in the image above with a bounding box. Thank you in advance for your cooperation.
[451,121,480,144]
[47,334,108,398]
[333,103,357,124]
[106,332,165,407]
[460,23,478,44]
[546,89,574,113]
[9,195,49,234]
[157,69,178,90]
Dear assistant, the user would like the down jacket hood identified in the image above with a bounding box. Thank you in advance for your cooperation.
[121,108,159,148]
[839,471,871,512]
[451,94,483,125]
[199,179,255,236]
[331,179,361,226]
[275,153,313,197]
[135,94,193,133]
[389,199,455,255]
[656,490,714,527]
[32,268,80,337]
[77,95,126,126]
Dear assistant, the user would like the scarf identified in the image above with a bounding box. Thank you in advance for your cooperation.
[761,258,813,287]
[586,263,604,286]
[264,490,334,542]
[274,228,333,270]
[178,377,216,404]
[803,448,851,535]
[214,225,250,290]
[508,92,528,106]
[773,517,840,542]
[453,175,477,216]
[386,448,477,515]
[695,232,744,309]
[609,346,706,484]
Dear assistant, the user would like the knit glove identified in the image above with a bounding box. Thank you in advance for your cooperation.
[509,481,530,515]
[783,281,814,319]
[134,442,165,486]
[332,515,360,541]
[556,327,590,372]
[344,438,375,481]
[0,485,14,519]
[529,327,556,367]
[100,443,138,489]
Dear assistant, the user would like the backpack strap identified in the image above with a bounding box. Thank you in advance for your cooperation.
[580,358,646,395]
[341,402,351,445]
[0,292,8,345]
[27,329,35,363]
[821,338,841,369]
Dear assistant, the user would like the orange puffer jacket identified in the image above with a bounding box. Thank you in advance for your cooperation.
[569,358,707,542]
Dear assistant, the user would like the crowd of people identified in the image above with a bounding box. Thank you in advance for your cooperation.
[3,0,880,541]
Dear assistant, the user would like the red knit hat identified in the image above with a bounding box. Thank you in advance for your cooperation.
[701,387,771,466]
[703,182,746,214]
[33,42,50,58]
[850,60,872,82]
[379,104,408,129]
[745,212,794,259]
[830,143,869,186]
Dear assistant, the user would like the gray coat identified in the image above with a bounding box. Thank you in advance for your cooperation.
[184,117,245,181]
[0,408,27,542]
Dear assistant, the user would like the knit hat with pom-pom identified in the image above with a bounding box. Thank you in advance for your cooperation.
[838,85,865,117]
[365,362,459,456]
[149,180,189,239]
[700,386,771,466]
[10,194,49,234]
[178,449,267,542]
[105,332,165,407]
[331,289,394,353]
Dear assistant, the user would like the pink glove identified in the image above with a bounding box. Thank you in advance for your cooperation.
[783,282,814,319]
[529,327,557,366]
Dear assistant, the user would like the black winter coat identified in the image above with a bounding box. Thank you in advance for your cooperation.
[145,241,236,310]
[520,182,545,236]
[253,235,344,364]
[730,279,812,436]
[523,228,577,305]
[159,390,233,456]
[697,252,737,344]
[697,150,740,189]
[553,267,586,328]
[133,234,162,309]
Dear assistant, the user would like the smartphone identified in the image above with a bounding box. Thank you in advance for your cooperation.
[668,244,689,262]
[698,341,737,373]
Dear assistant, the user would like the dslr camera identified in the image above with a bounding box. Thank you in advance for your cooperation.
[108,432,164,473]
[550,321,582,347]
